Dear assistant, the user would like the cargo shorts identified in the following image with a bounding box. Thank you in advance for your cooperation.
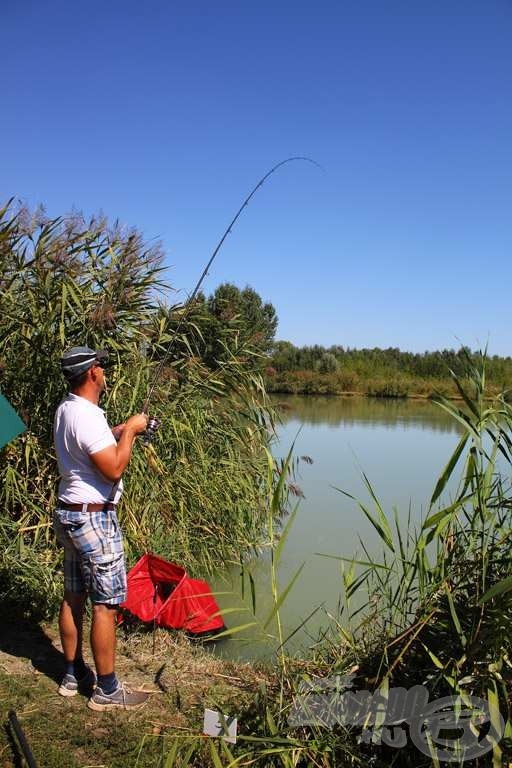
[53,505,127,605]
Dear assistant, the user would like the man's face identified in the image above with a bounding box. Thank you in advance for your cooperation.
[92,362,107,394]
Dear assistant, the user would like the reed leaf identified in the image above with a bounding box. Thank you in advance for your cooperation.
[479,575,512,604]
[263,562,305,631]
[430,433,468,506]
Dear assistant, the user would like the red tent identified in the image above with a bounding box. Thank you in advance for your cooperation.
[119,553,225,636]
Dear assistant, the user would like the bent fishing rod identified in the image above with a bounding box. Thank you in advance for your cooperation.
[141,156,320,442]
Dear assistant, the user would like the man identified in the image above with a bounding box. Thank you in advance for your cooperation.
[53,345,149,711]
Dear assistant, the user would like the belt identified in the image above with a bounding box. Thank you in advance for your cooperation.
[57,500,117,512]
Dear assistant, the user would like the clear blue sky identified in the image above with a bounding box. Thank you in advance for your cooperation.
[2,1,512,354]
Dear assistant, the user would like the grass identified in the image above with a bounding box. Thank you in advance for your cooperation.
[0,616,273,768]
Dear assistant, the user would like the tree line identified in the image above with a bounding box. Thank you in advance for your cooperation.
[171,287,512,395]
[270,341,512,385]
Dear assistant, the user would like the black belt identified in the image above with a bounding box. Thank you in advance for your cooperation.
[57,500,116,512]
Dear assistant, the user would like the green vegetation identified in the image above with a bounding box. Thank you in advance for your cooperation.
[152,282,278,376]
[0,200,278,620]
[0,620,271,768]
[192,283,278,368]
[132,353,512,766]
[267,341,512,398]
[2,355,512,766]
[2,197,512,765]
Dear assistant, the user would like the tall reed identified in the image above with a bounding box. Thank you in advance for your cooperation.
[307,349,512,765]
[0,201,278,618]
[150,352,512,766]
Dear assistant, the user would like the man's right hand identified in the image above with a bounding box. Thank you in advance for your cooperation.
[125,413,149,435]
[89,413,149,482]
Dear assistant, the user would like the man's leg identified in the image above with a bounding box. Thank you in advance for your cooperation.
[59,589,87,663]
[53,510,94,694]
[88,596,148,710]
[57,588,94,696]
[90,602,117,676]
[86,509,148,710]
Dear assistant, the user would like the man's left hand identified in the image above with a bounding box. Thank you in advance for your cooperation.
[111,423,126,442]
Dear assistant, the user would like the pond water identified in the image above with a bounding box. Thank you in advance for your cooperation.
[211,395,463,661]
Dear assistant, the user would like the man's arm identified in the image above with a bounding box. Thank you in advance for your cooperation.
[89,414,148,483]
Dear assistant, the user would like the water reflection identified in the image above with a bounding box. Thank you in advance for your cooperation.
[273,395,462,434]
[214,395,463,661]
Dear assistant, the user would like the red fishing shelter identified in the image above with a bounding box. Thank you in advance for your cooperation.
[119,553,225,636]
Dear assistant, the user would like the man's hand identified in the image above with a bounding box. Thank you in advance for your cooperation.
[111,423,126,442]
[125,414,149,435]
[90,413,149,482]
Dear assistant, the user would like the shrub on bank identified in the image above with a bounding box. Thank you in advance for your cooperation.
[365,376,412,398]
[266,367,506,402]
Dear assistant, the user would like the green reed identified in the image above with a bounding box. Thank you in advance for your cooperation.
[150,351,512,766]
[0,200,278,619]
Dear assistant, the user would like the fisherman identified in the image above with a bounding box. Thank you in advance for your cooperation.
[53,346,149,710]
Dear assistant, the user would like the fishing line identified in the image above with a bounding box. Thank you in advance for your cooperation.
[141,156,320,438]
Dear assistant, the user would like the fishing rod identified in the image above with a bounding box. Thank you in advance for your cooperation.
[8,711,38,768]
[141,156,320,443]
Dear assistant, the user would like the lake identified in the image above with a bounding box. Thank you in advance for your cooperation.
[211,395,463,660]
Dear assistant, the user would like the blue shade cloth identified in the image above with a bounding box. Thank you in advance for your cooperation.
[0,393,26,450]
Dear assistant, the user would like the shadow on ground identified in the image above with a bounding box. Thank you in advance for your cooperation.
[0,619,63,684]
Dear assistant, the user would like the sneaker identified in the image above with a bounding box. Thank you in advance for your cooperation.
[87,682,149,711]
[58,666,96,697]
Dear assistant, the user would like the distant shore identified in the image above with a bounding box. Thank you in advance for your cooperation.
[265,369,509,400]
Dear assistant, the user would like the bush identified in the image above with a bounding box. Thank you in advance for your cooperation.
[365,377,411,398]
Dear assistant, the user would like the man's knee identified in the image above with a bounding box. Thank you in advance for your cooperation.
[92,602,119,619]
[63,589,87,609]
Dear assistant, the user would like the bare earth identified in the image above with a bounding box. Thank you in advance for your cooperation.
[0,618,270,767]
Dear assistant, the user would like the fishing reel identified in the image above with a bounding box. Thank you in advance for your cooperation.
[143,416,160,446]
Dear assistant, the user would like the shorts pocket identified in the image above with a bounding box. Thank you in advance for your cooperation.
[94,552,124,572]
[57,510,87,533]
[90,552,126,603]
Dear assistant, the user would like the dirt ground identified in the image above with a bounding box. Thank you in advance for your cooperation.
[0,617,271,767]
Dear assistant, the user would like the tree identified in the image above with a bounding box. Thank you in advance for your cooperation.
[208,284,277,350]
[316,352,339,374]
[272,341,297,372]
[191,283,278,368]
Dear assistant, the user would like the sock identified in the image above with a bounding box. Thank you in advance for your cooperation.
[73,657,88,679]
[65,657,87,679]
[97,672,118,694]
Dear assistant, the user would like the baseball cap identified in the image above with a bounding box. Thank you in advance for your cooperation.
[60,346,109,380]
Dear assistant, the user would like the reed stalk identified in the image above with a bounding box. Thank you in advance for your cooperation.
[0,200,278,619]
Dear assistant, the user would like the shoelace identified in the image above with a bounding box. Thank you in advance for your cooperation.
[120,683,131,703]
[118,683,142,701]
